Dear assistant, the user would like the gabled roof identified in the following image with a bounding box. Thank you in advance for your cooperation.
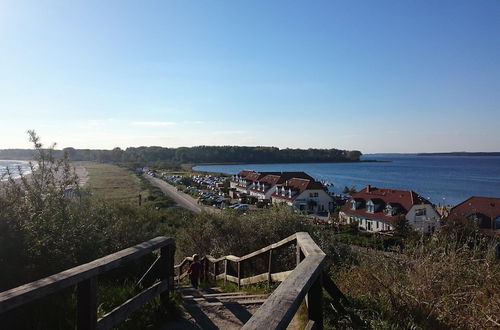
[449,196,500,221]
[340,185,431,222]
[237,170,257,178]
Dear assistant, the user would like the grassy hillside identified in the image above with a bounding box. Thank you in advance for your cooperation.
[77,161,147,202]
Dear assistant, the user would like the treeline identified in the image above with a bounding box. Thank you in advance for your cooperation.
[0,146,362,166]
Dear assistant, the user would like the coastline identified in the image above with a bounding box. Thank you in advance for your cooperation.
[185,159,387,172]
[1,161,88,187]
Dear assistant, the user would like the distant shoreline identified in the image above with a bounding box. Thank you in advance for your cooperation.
[187,159,387,171]
[417,152,500,157]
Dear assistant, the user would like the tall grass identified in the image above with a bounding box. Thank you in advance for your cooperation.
[332,231,500,329]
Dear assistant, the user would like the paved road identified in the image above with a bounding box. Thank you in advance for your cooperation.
[144,174,203,212]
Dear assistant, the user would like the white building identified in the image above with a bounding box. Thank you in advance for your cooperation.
[271,178,334,213]
[339,185,441,233]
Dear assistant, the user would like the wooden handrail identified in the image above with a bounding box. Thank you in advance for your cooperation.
[174,234,298,269]
[176,232,329,329]
[0,236,176,330]
[242,232,326,329]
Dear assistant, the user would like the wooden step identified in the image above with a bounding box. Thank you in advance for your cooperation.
[181,292,249,299]
[185,294,268,302]
[188,299,268,306]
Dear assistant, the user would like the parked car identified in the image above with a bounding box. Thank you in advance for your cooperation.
[233,204,249,211]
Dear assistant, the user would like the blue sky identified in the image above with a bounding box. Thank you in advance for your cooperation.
[0,0,499,153]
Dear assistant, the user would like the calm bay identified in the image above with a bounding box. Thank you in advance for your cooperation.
[194,155,500,206]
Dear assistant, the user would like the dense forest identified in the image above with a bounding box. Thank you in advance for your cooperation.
[0,146,362,166]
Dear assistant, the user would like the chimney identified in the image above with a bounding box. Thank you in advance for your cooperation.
[366,185,371,192]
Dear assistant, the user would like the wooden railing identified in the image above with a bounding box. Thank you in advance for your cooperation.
[175,232,355,330]
[0,236,175,330]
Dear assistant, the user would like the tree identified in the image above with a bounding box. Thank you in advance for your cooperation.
[343,186,357,195]
[394,215,413,237]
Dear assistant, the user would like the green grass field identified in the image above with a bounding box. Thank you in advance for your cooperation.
[77,162,147,202]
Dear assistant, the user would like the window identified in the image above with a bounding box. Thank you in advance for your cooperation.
[309,193,314,197]
[415,208,426,216]
[350,200,357,210]
[467,213,482,226]
[366,200,375,213]
[495,216,500,230]
[314,192,319,197]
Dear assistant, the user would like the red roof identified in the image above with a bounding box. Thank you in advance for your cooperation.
[237,170,257,178]
[448,196,500,232]
[340,185,431,222]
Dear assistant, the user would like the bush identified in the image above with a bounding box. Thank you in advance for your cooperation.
[333,229,500,329]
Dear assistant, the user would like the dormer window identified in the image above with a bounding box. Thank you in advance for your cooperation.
[350,200,357,210]
[366,200,375,213]
[384,204,398,216]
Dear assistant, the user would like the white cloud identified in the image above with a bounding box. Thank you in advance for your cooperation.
[132,121,177,127]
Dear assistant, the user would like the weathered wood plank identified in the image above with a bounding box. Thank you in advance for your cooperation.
[242,255,326,330]
[77,277,97,330]
[0,236,174,314]
[237,261,241,289]
[240,273,269,286]
[160,245,174,308]
[237,234,297,262]
[96,280,169,330]
[268,249,273,284]
[226,275,239,283]
[296,232,325,258]
[307,273,323,329]
[225,255,240,262]
[137,255,161,288]
[270,271,292,283]
[174,271,189,281]
[304,320,315,330]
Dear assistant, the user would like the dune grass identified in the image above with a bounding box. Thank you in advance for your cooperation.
[77,162,147,202]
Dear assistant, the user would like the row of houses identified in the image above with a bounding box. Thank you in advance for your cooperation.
[339,184,500,235]
[230,170,334,213]
[232,170,499,236]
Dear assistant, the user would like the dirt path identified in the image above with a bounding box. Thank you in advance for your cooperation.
[73,164,88,187]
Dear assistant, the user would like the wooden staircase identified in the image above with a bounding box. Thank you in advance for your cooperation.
[0,232,362,329]
[163,286,268,329]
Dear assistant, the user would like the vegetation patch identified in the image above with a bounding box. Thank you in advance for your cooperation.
[78,161,147,202]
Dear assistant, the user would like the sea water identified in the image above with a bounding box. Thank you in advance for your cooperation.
[0,160,32,181]
[193,155,500,206]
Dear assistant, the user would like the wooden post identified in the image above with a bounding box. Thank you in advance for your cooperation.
[203,258,208,283]
[213,262,217,282]
[296,244,302,266]
[178,263,182,285]
[224,259,228,284]
[306,273,323,330]
[267,249,273,284]
[237,261,241,289]
[77,277,97,330]
[159,245,172,308]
